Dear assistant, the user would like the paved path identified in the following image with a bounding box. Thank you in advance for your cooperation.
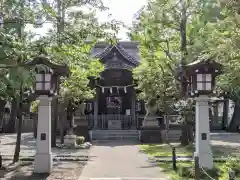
[79,140,169,180]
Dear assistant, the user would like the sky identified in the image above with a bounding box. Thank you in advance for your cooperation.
[28,0,147,40]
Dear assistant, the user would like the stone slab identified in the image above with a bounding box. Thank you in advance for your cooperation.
[108,120,121,129]
[140,128,162,143]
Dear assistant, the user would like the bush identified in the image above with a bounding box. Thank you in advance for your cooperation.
[218,156,240,180]
[177,162,219,179]
[76,136,85,145]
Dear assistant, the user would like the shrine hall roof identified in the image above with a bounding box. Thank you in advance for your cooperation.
[91,41,140,65]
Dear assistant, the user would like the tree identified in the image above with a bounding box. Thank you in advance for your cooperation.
[0,0,119,161]
[129,0,225,145]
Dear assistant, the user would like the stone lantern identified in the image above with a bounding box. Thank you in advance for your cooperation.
[184,58,223,97]
[182,57,223,169]
[25,55,69,173]
[88,76,97,89]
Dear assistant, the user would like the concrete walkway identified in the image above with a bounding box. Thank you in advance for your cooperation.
[79,140,168,180]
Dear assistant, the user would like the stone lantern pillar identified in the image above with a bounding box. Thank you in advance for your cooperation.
[182,57,223,169]
[25,55,69,173]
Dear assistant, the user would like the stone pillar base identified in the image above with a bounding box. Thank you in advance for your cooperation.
[64,134,77,148]
[74,126,90,142]
[140,127,162,143]
[34,153,53,173]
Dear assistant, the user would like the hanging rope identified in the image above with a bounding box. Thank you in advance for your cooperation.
[96,84,134,94]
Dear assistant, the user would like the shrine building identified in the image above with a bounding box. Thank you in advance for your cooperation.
[77,41,146,131]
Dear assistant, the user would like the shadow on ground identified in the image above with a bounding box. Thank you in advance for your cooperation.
[1,161,87,180]
[93,140,141,147]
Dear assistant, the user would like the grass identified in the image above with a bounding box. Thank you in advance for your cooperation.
[140,143,225,158]
[139,144,240,180]
[158,161,225,180]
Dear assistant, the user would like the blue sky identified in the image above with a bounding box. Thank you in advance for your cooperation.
[27,0,147,40]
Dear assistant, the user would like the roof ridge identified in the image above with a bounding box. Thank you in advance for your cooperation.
[94,44,139,65]
[115,44,139,65]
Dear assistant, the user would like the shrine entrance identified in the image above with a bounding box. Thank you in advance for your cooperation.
[106,96,122,114]
[86,42,141,131]
[95,68,136,130]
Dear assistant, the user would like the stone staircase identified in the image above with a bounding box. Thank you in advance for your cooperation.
[91,129,140,140]
[161,130,182,142]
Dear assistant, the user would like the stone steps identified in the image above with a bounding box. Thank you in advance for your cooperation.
[91,129,182,141]
[91,130,139,140]
[161,130,181,142]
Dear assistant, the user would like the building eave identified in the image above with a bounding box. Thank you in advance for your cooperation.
[94,43,139,66]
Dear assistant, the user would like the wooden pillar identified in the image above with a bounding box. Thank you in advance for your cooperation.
[131,89,136,128]
[94,89,98,129]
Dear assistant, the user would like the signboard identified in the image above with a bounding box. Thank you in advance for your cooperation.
[126,109,130,116]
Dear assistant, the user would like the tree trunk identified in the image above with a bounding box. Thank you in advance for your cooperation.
[6,98,18,133]
[0,100,6,132]
[67,100,75,132]
[32,112,38,139]
[180,123,192,146]
[59,100,68,144]
[180,0,187,64]
[227,103,240,132]
[222,98,229,130]
[180,112,194,146]
[51,97,57,147]
[13,89,23,163]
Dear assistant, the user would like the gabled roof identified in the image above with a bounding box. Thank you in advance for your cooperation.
[93,41,140,66]
[25,55,70,76]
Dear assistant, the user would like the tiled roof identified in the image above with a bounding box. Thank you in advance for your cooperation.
[93,41,140,65]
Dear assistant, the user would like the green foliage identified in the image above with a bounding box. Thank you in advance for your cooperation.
[30,100,39,113]
[0,0,119,105]
[76,136,85,145]
[218,156,240,180]
[130,0,240,107]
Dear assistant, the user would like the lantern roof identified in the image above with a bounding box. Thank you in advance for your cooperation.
[25,55,70,76]
[184,56,223,76]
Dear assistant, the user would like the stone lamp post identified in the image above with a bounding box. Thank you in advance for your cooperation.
[182,57,223,169]
[140,98,162,143]
[25,55,69,173]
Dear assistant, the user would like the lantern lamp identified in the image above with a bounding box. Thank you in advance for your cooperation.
[87,76,96,89]
[35,65,56,96]
[25,54,70,97]
[183,57,223,97]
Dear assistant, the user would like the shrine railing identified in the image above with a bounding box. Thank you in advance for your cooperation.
[97,114,134,130]
[74,114,182,130]
[74,114,135,130]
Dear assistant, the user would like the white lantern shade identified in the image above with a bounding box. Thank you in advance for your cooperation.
[36,74,43,81]
[197,82,203,90]
[45,82,51,90]
[196,73,212,91]
[206,74,212,81]
[197,74,203,81]
[45,74,51,81]
[36,82,43,90]
[206,82,211,90]
[35,73,52,91]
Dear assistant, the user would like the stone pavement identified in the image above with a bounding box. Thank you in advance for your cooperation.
[0,133,89,158]
[78,140,169,180]
[1,161,86,180]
